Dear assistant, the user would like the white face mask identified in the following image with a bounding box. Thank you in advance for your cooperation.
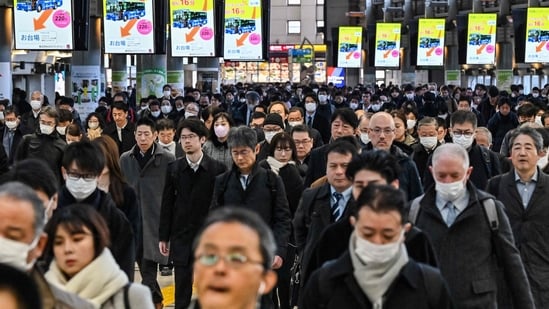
[158,140,175,149]
[419,136,438,149]
[406,119,416,129]
[318,94,327,103]
[264,131,279,144]
[151,111,161,118]
[5,121,18,129]
[435,174,467,202]
[30,100,42,110]
[538,153,548,169]
[453,135,475,149]
[350,102,359,110]
[185,112,196,119]
[88,122,99,130]
[533,93,540,98]
[56,126,67,135]
[65,177,97,201]
[288,121,302,127]
[371,103,381,112]
[163,90,171,97]
[439,113,448,120]
[535,116,543,126]
[161,105,173,114]
[305,102,317,112]
[176,106,184,112]
[355,231,404,264]
[214,125,230,138]
[40,124,55,135]
[405,93,414,100]
[0,235,40,271]
[360,132,370,144]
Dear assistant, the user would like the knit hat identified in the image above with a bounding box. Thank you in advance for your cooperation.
[264,113,284,129]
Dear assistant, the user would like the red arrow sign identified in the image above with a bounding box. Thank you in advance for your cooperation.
[236,33,249,47]
[426,47,435,56]
[186,26,200,42]
[33,9,53,31]
[383,49,392,58]
[346,51,354,60]
[476,44,486,54]
[120,19,137,37]
[536,41,546,52]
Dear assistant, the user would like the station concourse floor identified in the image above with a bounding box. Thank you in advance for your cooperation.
[134,264,179,308]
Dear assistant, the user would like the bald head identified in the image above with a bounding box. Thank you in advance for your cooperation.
[368,112,395,151]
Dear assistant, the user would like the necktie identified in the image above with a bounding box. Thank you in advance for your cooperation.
[445,202,457,226]
[307,116,313,127]
[240,175,248,190]
[332,192,344,221]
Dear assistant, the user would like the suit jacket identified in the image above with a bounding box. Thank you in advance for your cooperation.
[103,122,136,155]
[310,113,331,144]
[293,183,355,287]
[302,252,452,309]
[413,182,534,309]
[304,143,329,187]
[159,154,226,266]
[486,169,549,307]
[0,126,24,165]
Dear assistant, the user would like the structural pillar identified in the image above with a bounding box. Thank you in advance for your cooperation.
[196,57,220,93]
[111,55,128,94]
[166,38,185,96]
[0,7,13,101]
[136,54,167,101]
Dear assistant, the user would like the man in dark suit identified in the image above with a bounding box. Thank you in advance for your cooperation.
[413,143,534,308]
[486,126,549,308]
[103,101,136,155]
[293,140,358,293]
[1,107,23,165]
[302,93,331,144]
[160,119,226,309]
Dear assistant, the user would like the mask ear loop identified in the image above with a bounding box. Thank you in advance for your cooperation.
[256,281,266,309]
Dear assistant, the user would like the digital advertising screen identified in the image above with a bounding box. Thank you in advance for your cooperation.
[525,7,549,63]
[223,0,263,60]
[13,0,74,50]
[466,13,497,64]
[103,0,155,54]
[374,23,401,67]
[170,0,215,57]
[417,19,445,66]
[337,26,362,68]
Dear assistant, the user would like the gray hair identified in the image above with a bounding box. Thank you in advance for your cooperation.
[509,126,544,153]
[38,106,59,124]
[0,182,45,238]
[432,143,469,170]
[193,207,277,270]
[228,126,258,150]
[475,127,493,145]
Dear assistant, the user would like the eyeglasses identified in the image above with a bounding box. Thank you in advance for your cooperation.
[195,252,263,269]
[452,130,474,138]
[66,171,97,181]
[370,127,395,135]
[293,139,311,145]
[180,134,198,140]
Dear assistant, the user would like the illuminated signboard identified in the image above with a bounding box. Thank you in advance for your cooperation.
[13,0,74,50]
[525,7,549,63]
[374,23,401,67]
[466,13,496,64]
[223,0,263,60]
[417,19,445,66]
[170,0,215,57]
[337,26,362,68]
[103,0,155,54]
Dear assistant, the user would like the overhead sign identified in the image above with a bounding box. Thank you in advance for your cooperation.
[374,23,401,67]
[327,67,345,87]
[103,0,155,54]
[525,8,549,63]
[223,0,263,60]
[337,26,362,68]
[289,48,313,63]
[170,0,215,57]
[466,13,496,64]
[417,19,445,66]
[13,0,74,50]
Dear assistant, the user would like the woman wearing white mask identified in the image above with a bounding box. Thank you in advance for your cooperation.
[44,205,153,309]
[302,185,452,309]
[390,110,416,155]
[203,112,235,169]
[85,112,105,141]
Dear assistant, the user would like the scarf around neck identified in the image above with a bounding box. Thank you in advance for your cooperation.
[348,231,409,309]
[266,156,295,175]
[45,248,129,308]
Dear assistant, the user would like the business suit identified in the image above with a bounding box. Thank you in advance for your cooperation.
[309,113,331,144]
[0,125,23,165]
[486,169,549,308]
[103,121,136,155]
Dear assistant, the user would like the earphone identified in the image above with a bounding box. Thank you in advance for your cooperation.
[258,281,266,295]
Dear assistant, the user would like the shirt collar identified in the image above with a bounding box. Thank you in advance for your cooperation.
[514,168,539,183]
[436,188,470,213]
[186,152,204,171]
[330,185,353,201]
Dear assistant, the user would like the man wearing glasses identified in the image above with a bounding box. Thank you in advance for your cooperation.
[363,112,423,200]
[291,125,314,174]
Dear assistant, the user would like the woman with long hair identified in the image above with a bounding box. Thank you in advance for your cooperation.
[202,112,235,169]
[85,112,106,141]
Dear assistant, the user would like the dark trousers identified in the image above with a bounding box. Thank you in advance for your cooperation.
[137,257,163,304]
[174,265,193,309]
[273,245,295,309]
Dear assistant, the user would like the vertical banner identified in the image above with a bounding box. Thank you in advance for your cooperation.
[466,13,497,64]
[525,8,549,63]
[417,19,445,66]
[337,26,362,68]
[374,23,401,67]
[103,0,155,53]
[71,66,101,120]
[170,0,215,57]
[223,0,263,60]
[140,68,167,99]
[13,0,73,50]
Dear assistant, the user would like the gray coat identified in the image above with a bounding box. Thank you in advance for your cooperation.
[100,283,154,309]
[120,144,176,263]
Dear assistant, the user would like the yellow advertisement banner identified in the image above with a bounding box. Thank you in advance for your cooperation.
[525,7,549,63]
[223,0,263,60]
[337,26,362,68]
[374,23,401,67]
[169,0,215,57]
[417,19,445,66]
[466,13,496,64]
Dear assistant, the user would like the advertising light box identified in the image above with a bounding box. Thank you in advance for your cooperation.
[417,19,445,66]
[374,23,401,67]
[170,0,215,57]
[337,26,362,68]
[13,0,74,50]
[223,0,263,60]
[525,8,549,63]
[103,0,155,54]
[466,13,497,65]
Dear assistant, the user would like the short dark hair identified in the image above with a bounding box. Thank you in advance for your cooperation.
[58,108,73,123]
[325,139,359,162]
[111,101,128,113]
[193,207,276,270]
[156,118,175,131]
[346,150,400,183]
[290,124,312,138]
[58,96,75,108]
[38,106,59,124]
[268,132,298,161]
[135,117,157,133]
[331,107,359,129]
[0,263,42,309]
[289,106,305,118]
[62,141,105,175]
[509,126,544,153]
[0,159,59,198]
[177,118,209,138]
[451,110,477,129]
[85,112,106,130]
[228,126,258,150]
[517,103,538,117]
[354,184,406,224]
[45,204,110,260]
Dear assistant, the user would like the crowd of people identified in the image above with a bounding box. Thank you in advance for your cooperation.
[1,80,549,309]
